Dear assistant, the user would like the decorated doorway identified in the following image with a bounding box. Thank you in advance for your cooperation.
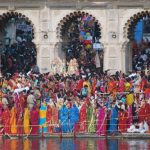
[0,12,36,76]
[124,11,150,72]
[56,11,103,74]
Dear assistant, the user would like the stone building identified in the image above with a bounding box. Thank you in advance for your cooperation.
[0,0,150,74]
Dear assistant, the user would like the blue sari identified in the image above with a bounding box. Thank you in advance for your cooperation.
[108,105,118,133]
[69,104,79,132]
[59,105,69,133]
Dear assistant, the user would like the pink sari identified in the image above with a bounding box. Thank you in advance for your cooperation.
[96,107,107,135]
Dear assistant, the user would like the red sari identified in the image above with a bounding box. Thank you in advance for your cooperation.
[118,110,128,133]
[51,106,58,132]
[46,105,52,133]
[78,103,87,132]
[2,108,10,134]
[17,114,23,136]
[139,103,149,123]
[30,108,39,135]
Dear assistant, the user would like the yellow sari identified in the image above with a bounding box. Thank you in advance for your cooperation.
[23,108,30,134]
[10,107,17,134]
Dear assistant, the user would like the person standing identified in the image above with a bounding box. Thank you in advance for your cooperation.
[96,102,107,136]
[108,102,118,134]
[118,104,128,133]
[78,100,87,133]
[2,105,10,135]
[59,103,69,133]
[23,106,30,134]
[30,106,39,135]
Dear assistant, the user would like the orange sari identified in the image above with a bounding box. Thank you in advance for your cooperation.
[10,107,17,134]
[51,106,58,132]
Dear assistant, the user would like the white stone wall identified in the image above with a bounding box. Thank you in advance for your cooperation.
[0,7,149,73]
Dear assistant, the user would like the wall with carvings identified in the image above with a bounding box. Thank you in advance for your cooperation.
[0,7,148,73]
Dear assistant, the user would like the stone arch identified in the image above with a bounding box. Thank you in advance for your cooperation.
[56,11,103,72]
[123,10,150,72]
[0,11,37,75]
[124,10,150,41]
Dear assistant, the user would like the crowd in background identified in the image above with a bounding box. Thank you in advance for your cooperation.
[62,13,101,72]
[0,67,150,136]
[132,40,150,71]
[0,16,36,75]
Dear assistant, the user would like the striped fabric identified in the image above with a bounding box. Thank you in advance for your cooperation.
[39,103,47,133]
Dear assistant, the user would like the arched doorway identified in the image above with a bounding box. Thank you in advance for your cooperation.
[0,11,36,76]
[57,11,103,73]
[124,11,150,72]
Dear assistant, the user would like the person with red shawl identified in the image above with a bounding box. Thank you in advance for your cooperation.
[138,100,149,124]
[2,105,10,135]
[118,104,128,133]
[30,105,39,135]
[76,77,83,93]
[140,75,147,91]
[118,77,125,92]
[78,99,87,133]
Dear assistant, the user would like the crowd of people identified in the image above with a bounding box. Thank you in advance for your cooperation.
[0,16,36,75]
[62,13,101,71]
[0,66,150,136]
[132,40,150,71]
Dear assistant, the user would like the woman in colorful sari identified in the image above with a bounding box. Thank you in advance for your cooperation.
[10,106,17,135]
[39,102,47,133]
[118,78,125,92]
[78,100,87,133]
[108,102,118,134]
[96,102,107,135]
[17,113,23,136]
[59,104,69,133]
[2,105,10,135]
[46,103,52,133]
[83,78,91,96]
[107,77,114,93]
[87,101,96,133]
[0,100,3,135]
[69,103,79,132]
[126,93,134,128]
[30,106,39,135]
[118,105,128,133]
[91,77,97,95]
[23,107,30,134]
[125,78,131,92]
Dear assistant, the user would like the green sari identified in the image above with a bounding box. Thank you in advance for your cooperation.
[86,105,96,133]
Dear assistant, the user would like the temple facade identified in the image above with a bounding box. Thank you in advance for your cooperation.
[0,0,150,74]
